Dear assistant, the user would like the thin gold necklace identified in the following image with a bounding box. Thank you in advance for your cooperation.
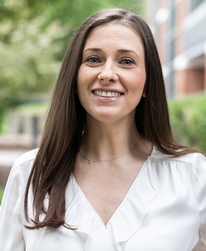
[79,138,140,164]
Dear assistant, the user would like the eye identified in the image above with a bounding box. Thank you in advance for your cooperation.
[119,58,134,66]
[86,57,101,64]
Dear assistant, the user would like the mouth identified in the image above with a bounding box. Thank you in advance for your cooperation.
[93,90,123,98]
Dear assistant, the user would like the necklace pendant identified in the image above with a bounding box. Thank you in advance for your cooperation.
[88,160,93,164]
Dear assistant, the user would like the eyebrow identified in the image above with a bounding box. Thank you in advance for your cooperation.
[83,48,102,53]
[83,48,140,57]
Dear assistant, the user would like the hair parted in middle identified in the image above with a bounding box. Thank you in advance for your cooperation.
[24,8,194,230]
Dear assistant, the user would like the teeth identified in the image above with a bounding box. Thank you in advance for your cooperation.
[94,91,121,97]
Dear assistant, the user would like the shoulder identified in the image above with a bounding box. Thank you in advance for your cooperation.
[10,148,39,178]
[1,149,39,208]
[148,149,206,178]
[147,150,206,195]
[151,148,206,166]
[14,148,38,166]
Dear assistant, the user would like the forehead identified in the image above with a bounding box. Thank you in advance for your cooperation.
[84,23,144,52]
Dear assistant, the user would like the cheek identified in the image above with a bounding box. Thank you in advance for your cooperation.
[77,67,84,90]
[77,69,88,102]
[76,72,85,104]
[130,71,146,92]
[77,66,94,92]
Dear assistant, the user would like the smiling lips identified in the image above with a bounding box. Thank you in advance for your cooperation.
[93,90,123,98]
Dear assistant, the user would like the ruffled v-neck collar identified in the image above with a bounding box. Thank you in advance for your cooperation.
[106,157,156,248]
[64,153,156,250]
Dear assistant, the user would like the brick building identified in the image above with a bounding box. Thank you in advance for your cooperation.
[146,0,206,97]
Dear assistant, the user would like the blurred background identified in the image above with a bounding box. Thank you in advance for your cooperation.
[146,0,206,156]
[0,0,206,249]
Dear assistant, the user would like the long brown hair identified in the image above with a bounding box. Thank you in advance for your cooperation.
[24,8,196,229]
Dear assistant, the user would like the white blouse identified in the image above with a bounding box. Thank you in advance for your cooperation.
[0,148,206,251]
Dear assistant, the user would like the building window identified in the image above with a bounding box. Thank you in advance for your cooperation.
[191,0,205,11]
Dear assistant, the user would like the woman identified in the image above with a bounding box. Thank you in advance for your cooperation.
[0,8,206,251]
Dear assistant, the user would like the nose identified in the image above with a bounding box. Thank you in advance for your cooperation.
[98,60,119,83]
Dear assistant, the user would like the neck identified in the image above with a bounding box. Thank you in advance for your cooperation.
[80,120,140,162]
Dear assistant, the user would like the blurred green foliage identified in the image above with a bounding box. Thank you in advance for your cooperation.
[0,0,144,113]
[0,187,4,204]
[168,93,206,153]
[0,0,144,132]
[0,109,6,133]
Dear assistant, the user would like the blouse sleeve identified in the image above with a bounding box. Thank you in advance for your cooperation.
[192,153,206,243]
[0,159,26,251]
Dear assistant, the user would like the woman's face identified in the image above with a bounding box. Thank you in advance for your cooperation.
[77,23,146,124]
